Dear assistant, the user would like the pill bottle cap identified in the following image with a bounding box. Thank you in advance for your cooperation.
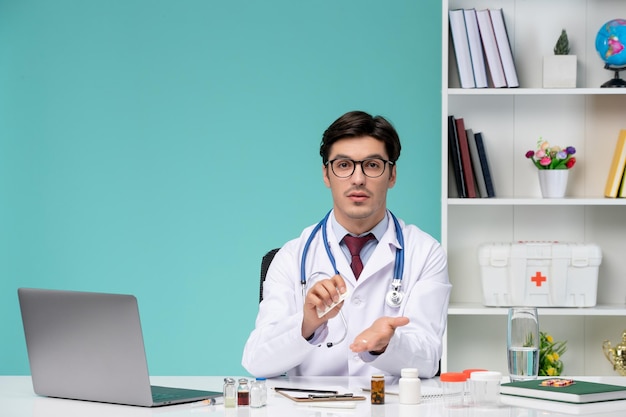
[440,372,467,382]
[469,371,502,382]
[462,368,488,378]
[401,368,418,378]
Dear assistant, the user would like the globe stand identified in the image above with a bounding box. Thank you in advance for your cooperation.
[601,64,626,88]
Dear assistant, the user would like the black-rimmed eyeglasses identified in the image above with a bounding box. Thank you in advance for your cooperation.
[325,158,394,178]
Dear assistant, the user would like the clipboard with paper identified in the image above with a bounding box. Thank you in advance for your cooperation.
[273,387,366,402]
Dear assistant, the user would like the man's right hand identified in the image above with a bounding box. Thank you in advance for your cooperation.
[301,274,347,340]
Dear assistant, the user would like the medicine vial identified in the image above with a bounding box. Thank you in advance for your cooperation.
[257,377,267,406]
[223,377,236,408]
[370,374,385,404]
[249,379,262,408]
[237,378,250,406]
[249,378,267,408]
[399,368,421,404]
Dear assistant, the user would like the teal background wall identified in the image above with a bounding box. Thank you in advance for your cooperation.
[0,0,441,376]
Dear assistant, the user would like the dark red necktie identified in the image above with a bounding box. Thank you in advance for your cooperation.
[343,234,375,279]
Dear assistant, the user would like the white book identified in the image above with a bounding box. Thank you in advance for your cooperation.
[449,9,475,88]
[463,9,488,88]
[476,9,506,88]
[489,8,519,87]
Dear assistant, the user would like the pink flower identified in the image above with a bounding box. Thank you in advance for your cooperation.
[540,156,552,166]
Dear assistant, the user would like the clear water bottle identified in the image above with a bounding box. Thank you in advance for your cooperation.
[223,377,236,408]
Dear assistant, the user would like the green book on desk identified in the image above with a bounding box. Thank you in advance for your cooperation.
[501,379,626,404]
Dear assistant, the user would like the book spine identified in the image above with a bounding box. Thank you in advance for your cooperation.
[449,9,476,88]
[489,8,519,88]
[467,128,487,198]
[604,130,626,197]
[463,9,488,88]
[448,115,467,198]
[455,118,477,198]
[474,132,495,197]
[475,9,506,88]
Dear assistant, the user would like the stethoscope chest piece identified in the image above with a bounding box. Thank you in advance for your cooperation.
[385,279,404,308]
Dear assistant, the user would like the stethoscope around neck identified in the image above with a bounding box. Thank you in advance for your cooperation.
[300,209,406,308]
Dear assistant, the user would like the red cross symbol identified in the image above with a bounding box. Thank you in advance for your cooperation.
[531,271,547,287]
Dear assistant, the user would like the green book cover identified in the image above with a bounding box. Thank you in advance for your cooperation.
[501,379,626,403]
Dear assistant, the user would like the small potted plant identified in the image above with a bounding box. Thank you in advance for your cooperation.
[525,138,577,197]
[543,29,578,88]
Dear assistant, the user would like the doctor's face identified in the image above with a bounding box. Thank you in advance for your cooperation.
[323,136,396,234]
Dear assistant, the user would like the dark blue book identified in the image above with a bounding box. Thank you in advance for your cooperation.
[474,132,495,197]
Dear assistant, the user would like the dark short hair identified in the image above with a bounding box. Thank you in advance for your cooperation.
[319,111,401,164]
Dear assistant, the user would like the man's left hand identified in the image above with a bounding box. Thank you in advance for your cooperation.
[349,316,410,354]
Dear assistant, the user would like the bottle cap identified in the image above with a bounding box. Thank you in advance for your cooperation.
[401,368,418,378]
[469,371,502,381]
[462,368,488,379]
[440,372,467,382]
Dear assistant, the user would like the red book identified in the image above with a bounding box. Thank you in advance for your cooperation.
[455,118,477,198]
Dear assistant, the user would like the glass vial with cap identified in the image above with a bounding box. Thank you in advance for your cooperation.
[250,378,267,408]
[223,377,236,408]
[237,378,250,406]
[399,368,421,404]
[370,374,385,404]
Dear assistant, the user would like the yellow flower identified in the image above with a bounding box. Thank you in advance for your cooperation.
[547,367,558,376]
[546,353,554,362]
[553,352,560,361]
[546,335,554,343]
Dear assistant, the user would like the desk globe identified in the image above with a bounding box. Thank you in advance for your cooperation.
[595,18,626,87]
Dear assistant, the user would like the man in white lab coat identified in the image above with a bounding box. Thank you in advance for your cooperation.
[242,111,451,378]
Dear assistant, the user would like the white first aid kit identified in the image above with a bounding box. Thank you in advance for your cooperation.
[478,242,602,307]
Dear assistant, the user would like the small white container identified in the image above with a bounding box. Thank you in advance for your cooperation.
[399,368,421,404]
[440,372,467,408]
[469,371,502,407]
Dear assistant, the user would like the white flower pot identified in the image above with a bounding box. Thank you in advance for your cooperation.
[538,170,569,198]
[543,55,577,88]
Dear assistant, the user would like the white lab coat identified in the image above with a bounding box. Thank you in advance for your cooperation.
[242,211,451,378]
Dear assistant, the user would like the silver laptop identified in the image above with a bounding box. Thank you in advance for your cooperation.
[17,288,222,407]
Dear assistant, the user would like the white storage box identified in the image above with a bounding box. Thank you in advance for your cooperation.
[478,242,602,307]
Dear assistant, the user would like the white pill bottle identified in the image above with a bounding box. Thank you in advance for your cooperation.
[399,367,421,404]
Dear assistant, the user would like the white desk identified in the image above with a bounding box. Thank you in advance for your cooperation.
[2,375,626,417]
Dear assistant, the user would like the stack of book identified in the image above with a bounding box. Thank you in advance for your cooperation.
[448,115,495,198]
[449,8,519,88]
[604,129,626,198]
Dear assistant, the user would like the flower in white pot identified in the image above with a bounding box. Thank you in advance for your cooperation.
[543,29,577,88]
[525,138,577,198]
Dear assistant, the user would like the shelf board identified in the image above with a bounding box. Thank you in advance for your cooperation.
[449,302,626,316]
[447,88,626,96]
[446,197,626,206]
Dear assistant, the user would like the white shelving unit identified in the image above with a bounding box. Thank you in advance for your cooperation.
[442,0,626,376]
